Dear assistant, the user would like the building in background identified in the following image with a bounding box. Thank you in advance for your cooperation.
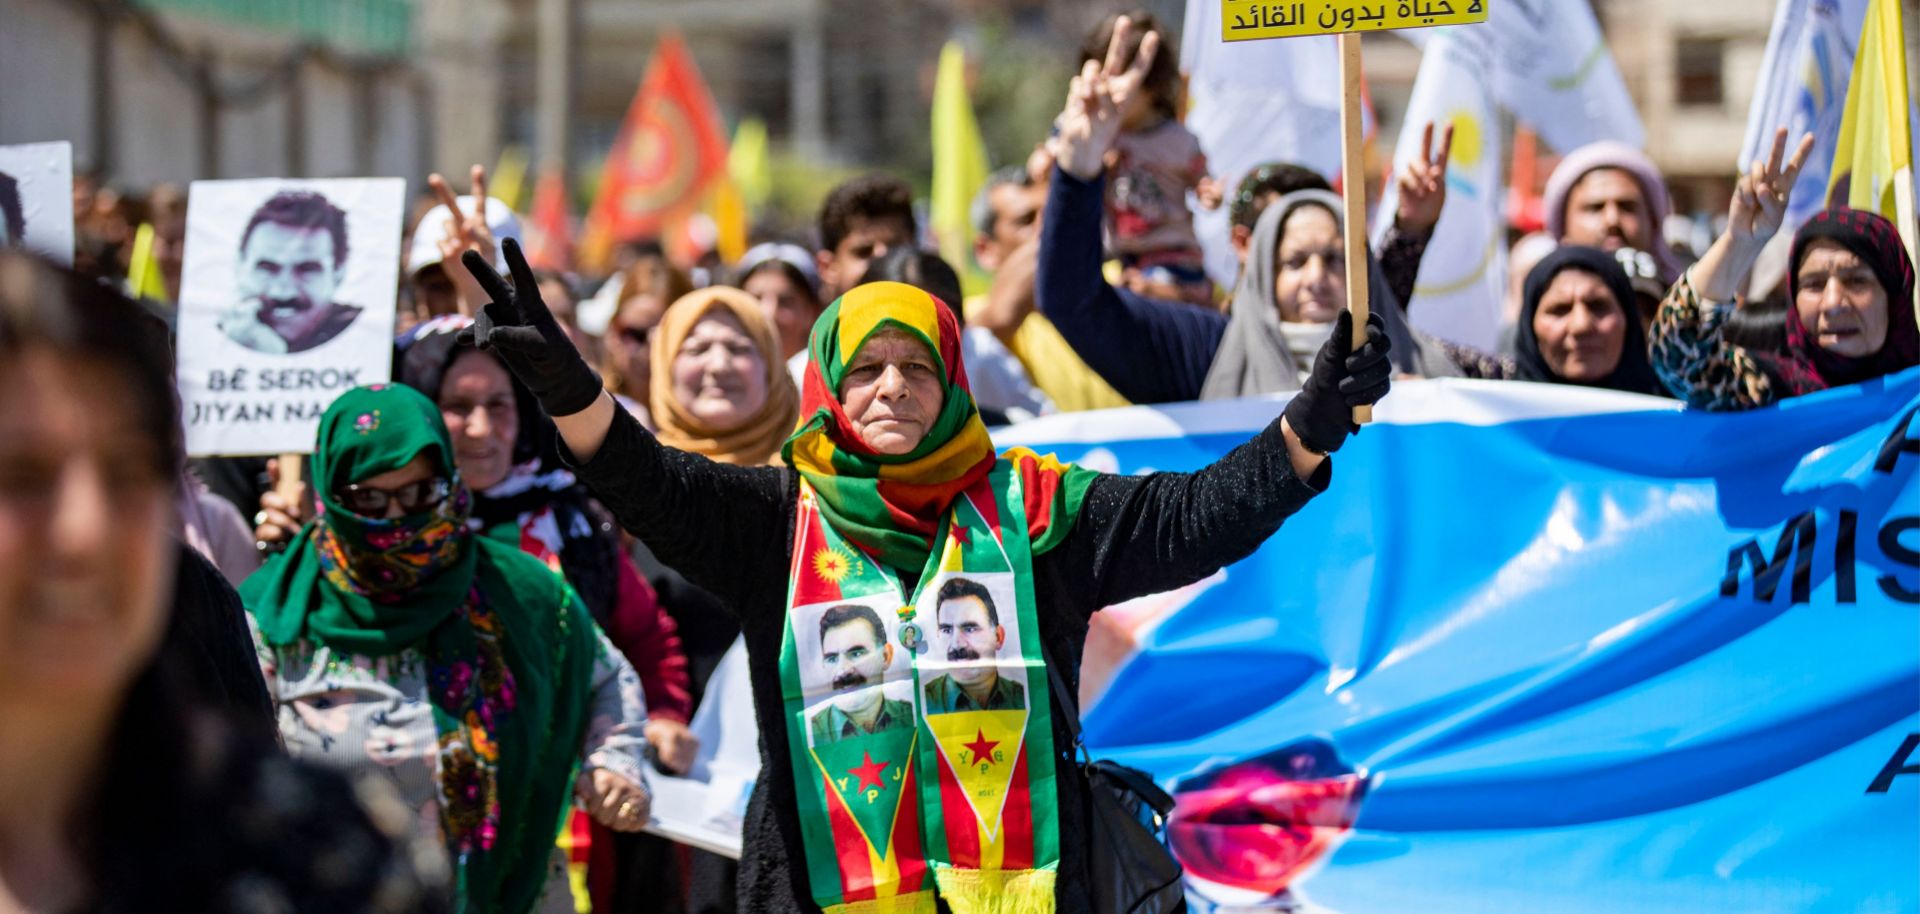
[0,0,431,188]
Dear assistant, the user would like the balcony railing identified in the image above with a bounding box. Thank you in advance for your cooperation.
[133,0,414,57]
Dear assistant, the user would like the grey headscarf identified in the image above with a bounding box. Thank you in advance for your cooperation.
[1200,190,1458,401]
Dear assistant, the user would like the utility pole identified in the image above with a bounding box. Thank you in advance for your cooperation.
[535,0,579,183]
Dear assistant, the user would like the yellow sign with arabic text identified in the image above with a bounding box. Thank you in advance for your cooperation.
[1222,0,1486,41]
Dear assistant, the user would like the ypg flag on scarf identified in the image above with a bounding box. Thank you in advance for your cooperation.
[580,32,728,270]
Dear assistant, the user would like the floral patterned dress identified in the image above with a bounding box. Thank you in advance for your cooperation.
[253,619,649,914]
[1648,269,1783,411]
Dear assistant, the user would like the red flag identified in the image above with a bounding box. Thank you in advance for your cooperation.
[524,168,574,271]
[581,32,728,270]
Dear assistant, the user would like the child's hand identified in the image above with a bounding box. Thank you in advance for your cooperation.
[1196,176,1224,211]
[1052,15,1159,181]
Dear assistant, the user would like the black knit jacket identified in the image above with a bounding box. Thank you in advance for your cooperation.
[565,405,1328,914]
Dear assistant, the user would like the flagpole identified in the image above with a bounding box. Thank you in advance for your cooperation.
[1339,32,1372,426]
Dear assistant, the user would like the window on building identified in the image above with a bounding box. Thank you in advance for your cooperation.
[1676,39,1725,107]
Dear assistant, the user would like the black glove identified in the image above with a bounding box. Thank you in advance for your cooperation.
[1284,309,1392,455]
[458,238,605,418]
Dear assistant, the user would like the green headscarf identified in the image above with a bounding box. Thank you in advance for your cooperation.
[242,384,599,914]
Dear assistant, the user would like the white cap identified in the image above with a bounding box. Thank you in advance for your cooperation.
[408,195,524,279]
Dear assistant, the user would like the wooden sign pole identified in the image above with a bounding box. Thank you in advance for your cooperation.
[1338,31,1371,425]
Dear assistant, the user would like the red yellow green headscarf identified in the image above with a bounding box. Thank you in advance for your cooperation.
[778,283,1101,914]
[781,282,1094,570]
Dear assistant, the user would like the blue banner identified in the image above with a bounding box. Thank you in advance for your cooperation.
[995,372,1920,913]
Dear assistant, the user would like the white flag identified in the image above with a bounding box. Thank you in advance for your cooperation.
[1741,0,1871,231]
[1482,0,1645,153]
[1374,25,1506,351]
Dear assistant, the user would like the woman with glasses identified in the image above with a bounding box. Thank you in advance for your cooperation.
[241,383,652,914]
[599,254,694,428]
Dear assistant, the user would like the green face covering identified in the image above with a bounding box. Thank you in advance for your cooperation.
[242,383,601,914]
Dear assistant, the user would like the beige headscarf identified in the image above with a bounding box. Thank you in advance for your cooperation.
[649,287,800,466]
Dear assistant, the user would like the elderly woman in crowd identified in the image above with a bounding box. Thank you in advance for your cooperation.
[241,383,651,914]
[0,253,446,912]
[637,284,799,691]
[1650,129,1917,410]
[398,321,699,912]
[454,91,1392,902]
[1512,247,1669,396]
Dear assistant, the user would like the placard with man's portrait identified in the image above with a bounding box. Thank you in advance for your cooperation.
[0,141,74,266]
[176,177,403,456]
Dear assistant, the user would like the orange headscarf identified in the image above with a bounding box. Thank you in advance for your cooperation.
[649,287,800,466]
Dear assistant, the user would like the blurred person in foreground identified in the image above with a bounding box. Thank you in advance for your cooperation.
[0,252,448,912]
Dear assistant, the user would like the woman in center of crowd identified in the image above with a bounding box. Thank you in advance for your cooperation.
[454,166,1391,914]
[241,383,652,914]
[451,39,1392,911]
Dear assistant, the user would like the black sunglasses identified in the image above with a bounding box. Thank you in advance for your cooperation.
[618,326,651,348]
[337,477,452,516]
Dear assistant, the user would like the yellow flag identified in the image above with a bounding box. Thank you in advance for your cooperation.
[127,222,168,302]
[490,145,530,214]
[729,117,773,212]
[708,176,748,265]
[1827,0,1917,301]
[931,41,991,297]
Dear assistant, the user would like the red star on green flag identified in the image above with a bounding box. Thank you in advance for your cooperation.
[847,752,890,792]
[964,729,999,766]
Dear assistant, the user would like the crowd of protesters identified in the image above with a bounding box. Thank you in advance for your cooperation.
[1,7,1915,914]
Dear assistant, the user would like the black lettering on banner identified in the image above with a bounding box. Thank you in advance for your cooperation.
[1836,510,1856,604]
[208,368,248,392]
[1866,733,1920,793]
[284,401,325,421]
[1876,407,1919,474]
[1722,511,1816,604]
[1879,517,1920,604]
[259,368,362,391]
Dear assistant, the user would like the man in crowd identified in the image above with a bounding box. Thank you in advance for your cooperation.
[809,603,913,744]
[815,174,917,302]
[923,577,1027,714]
[1545,141,1685,285]
[219,190,362,354]
[964,166,1131,412]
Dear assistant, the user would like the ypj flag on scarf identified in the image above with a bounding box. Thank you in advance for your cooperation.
[993,372,1920,913]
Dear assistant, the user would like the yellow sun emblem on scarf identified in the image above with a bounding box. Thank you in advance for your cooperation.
[812,547,854,584]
